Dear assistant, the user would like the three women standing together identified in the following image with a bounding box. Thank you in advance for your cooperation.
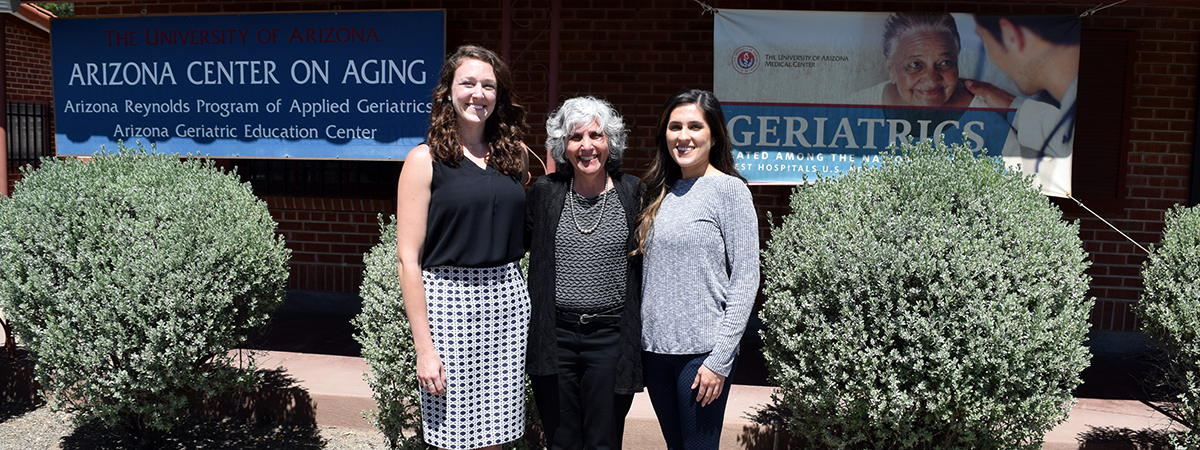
[397,45,759,450]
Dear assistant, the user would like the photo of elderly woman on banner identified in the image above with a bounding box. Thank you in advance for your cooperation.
[714,9,1079,197]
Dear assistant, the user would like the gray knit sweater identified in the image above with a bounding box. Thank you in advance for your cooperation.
[640,173,760,377]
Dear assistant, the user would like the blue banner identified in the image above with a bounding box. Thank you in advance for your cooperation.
[52,10,445,160]
[725,102,1015,183]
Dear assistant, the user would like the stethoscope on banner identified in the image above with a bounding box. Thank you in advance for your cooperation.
[971,41,1076,174]
[1036,100,1076,173]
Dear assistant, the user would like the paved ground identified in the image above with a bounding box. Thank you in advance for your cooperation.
[238,311,1183,449]
[0,309,1184,449]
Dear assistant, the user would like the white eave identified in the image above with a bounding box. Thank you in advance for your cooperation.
[11,3,52,34]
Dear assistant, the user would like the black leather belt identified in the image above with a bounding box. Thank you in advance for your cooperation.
[556,306,623,324]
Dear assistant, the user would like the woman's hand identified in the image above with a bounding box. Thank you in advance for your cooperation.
[397,144,443,395]
[416,351,447,395]
[692,364,726,407]
[964,79,1017,109]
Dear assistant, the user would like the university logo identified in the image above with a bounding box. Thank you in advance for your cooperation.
[733,46,759,74]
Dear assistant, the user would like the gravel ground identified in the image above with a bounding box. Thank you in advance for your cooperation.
[0,348,392,449]
[0,400,391,450]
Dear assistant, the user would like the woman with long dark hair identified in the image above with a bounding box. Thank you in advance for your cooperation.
[395,44,530,450]
[635,89,760,450]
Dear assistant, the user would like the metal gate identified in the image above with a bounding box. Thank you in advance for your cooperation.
[7,102,52,170]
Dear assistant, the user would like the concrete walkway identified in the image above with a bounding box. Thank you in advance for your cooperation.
[6,310,1164,448]
[258,349,1180,449]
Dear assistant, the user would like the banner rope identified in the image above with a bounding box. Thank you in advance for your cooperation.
[692,0,718,15]
[1068,194,1151,255]
[1080,0,1128,18]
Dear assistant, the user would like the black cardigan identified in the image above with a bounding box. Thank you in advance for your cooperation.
[523,170,645,395]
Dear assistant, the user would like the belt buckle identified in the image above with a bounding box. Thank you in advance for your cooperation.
[579,313,595,324]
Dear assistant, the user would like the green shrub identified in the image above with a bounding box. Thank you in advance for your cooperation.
[760,138,1093,449]
[353,215,540,449]
[1137,204,1200,447]
[353,215,422,449]
[0,143,290,433]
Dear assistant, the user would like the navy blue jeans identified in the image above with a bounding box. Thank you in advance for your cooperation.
[641,352,735,450]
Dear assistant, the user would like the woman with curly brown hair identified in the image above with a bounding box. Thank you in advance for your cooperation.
[396,44,530,450]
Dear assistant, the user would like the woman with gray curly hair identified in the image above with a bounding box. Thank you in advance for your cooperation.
[524,96,644,450]
[878,12,979,108]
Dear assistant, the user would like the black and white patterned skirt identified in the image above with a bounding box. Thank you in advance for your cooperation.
[420,262,530,449]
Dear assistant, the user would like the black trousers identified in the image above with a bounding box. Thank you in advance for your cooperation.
[531,320,635,450]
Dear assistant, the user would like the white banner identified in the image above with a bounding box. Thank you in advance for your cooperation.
[715,9,1079,197]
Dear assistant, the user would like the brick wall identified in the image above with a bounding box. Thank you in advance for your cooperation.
[69,1,1197,331]
[6,18,52,102]
[262,196,395,293]
[1061,2,1196,331]
[5,14,53,190]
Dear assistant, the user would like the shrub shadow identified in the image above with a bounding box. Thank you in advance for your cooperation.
[59,367,323,450]
[1077,425,1177,450]
[734,424,1182,450]
[738,404,821,450]
[241,310,361,357]
[0,348,39,405]
[197,367,318,425]
[737,423,792,450]
[0,399,42,424]
[1076,343,1174,403]
[59,415,327,450]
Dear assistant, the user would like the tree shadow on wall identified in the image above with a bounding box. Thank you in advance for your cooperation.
[59,368,324,450]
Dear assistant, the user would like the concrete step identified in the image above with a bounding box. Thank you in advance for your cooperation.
[250,350,377,429]
[259,349,1181,449]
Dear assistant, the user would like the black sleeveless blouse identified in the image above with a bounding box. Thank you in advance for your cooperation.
[421,159,525,268]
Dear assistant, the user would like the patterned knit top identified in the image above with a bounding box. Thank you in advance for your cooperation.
[640,174,760,377]
[554,187,628,313]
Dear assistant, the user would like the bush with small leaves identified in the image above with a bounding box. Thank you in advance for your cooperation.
[1137,204,1200,448]
[760,138,1093,449]
[353,215,540,449]
[353,215,423,449]
[0,143,291,434]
